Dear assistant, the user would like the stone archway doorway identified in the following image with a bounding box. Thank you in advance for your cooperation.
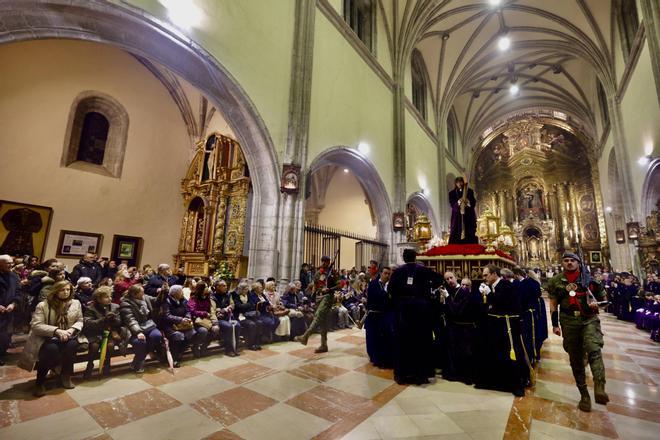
[0,0,281,277]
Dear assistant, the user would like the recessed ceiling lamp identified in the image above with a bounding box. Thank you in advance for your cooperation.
[498,36,511,51]
[509,84,520,96]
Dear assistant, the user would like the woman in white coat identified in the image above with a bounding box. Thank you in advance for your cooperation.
[18,280,83,397]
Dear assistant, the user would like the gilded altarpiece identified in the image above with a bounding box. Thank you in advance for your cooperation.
[175,133,250,278]
[474,118,605,268]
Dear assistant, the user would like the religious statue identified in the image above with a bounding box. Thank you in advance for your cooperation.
[448,176,478,244]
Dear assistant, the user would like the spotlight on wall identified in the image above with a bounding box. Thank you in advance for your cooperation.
[509,84,520,96]
[637,155,651,166]
[489,0,502,6]
[605,206,613,214]
[357,142,370,155]
[644,141,654,155]
[343,168,349,173]
[159,0,203,30]
[497,36,511,51]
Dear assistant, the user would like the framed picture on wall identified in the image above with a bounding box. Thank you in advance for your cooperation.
[56,230,103,258]
[589,251,602,264]
[0,200,53,261]
[111,235,143,267]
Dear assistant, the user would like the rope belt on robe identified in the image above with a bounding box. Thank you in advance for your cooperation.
[527,308,537,359]
[487,312,536,385]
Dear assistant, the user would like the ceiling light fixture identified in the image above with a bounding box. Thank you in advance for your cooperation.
[498,36,511,51]
[357,142,370,155]
[489,0,502,6]
[343,168,349,173]
[638,155,651,166]
[159,0,203,30]
[509,84,520,96]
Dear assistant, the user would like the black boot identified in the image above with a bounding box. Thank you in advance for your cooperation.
[577,385,591,412]
[594,381,609,404]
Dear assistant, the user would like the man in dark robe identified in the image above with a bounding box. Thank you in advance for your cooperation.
[0,255,19,365]
[513,267,542,364]
[389,249,442,385]
[476,264,529,397]
[365,266,393,368]
[448,177,477,244]
[443,272,480,384]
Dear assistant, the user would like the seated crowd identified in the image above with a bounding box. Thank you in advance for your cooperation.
[0,253,371,397]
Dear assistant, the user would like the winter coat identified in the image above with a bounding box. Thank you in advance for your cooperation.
[161,295,192,337]
[17,299,84,371]
[120,295,158,337]
[144,274,178,297]
[188,296,218,324]
[71,259,102,286]
[83,302,130,347]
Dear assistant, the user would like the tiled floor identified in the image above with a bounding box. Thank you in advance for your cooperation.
[0,306,658,439]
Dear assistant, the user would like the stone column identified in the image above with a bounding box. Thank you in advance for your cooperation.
[567,182,581,246]
[498,191,507,225]
[556,182,571,249]
[639,0,660,106]
[277,0,316,283]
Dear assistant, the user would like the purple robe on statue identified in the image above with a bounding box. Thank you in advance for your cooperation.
[448,187,477,244]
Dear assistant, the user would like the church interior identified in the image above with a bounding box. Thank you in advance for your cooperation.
[0,0,659,439]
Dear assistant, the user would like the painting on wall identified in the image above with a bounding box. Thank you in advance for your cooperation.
[111,234,143,267]
[0,200,53,261]
[56,230,103,258]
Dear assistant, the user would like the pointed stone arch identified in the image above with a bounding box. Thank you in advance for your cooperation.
[406,191,440,237]
[307,147,394,261]
[0,0,281,277]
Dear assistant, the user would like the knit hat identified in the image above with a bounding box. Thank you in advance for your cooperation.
[561,252,581,263]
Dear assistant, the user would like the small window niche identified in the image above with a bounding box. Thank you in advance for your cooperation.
[61,91,129,178]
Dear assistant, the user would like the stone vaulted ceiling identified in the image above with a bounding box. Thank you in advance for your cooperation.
[386,0,615,154]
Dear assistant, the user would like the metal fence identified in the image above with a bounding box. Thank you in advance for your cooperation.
[303,223,388,270]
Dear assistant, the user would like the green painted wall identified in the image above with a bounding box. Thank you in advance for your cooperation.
[308,7,395,201]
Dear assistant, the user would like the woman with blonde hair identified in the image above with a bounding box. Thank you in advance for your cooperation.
[264,280,290,340]
[19,280,83,397]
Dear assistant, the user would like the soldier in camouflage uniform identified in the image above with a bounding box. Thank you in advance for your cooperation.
[547,252,609,412]
[294,255,338,353]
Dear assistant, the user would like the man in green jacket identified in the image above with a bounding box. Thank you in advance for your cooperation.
[547,252,609,412]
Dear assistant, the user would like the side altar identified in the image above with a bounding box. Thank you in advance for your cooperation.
[175,133,250,278]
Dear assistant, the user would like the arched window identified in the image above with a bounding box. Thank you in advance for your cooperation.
[447,114,457,157]
[76,112,109,165]
[343,0,375,51]
[617,0,640,61]
[411,49,427,120]
[61,91,129,178]
[597,80,609,128]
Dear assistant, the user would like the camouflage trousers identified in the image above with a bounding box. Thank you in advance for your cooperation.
[301,294,333,348]
[560,314,606,386]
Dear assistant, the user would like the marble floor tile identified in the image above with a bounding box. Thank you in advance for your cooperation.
[157,373,236,404]
[356,363,395,380]
[0,389,79,427]
[200,429,245,440]
[228,402,332,440]
[288,362,349,382]
[446,409,510,434]
[340,418,382,440]
[189,353,247,373]
[325,371,393,399]
[336,335,368,345]
[140,364,204,386]
[213,362,276,385]
[66,375,152,406]
[108,405,222,440]
[83,388,181,429]
[250,352,304,370]
[0,407,102,440]
[409,413,465,436]
[286,384,373,422]
[238,347,279,361]
[243,370,317,401]
[191,386,277,425]
[607,411,660,440]
[316,353,370,370]
[529,419,611,440]
[371,414,424,439]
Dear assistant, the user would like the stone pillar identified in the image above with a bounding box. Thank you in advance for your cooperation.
[498,191,507,225]
[567,182,580,246]
[277,0,316,283]
[556,182,571,250]
[542,191,550,220]
[639,0,660,106]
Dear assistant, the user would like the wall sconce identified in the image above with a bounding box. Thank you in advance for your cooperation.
[626,222,640,240]
[615,230,625,244]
